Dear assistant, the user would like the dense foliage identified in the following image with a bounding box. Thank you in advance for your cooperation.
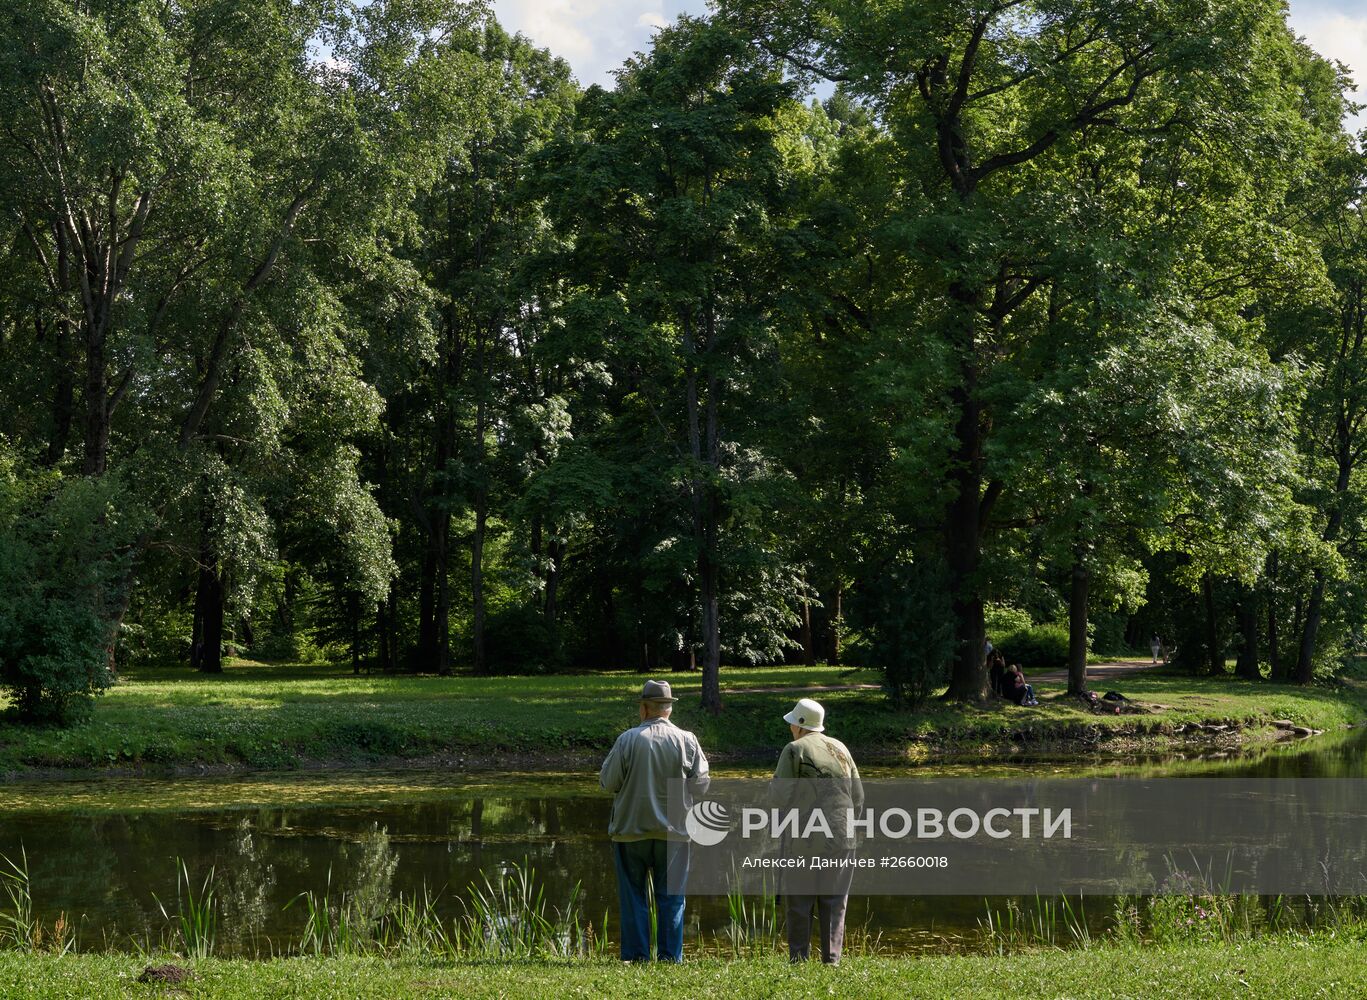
[1,0,1364,720]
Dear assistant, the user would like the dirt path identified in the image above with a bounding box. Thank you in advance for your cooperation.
[724,659,1162,696]
[1031,658,1162,685]
[723,682,883,695]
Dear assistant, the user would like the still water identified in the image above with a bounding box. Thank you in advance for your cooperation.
[2,729,1364,954]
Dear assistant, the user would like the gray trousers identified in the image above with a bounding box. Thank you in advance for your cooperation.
[785,892,850,963]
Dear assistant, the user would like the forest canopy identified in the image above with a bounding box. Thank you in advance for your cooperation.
[1,0,1364,720]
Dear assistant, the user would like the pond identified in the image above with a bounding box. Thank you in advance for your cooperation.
[2,729,1364,956]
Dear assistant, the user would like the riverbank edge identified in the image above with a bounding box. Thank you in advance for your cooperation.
[1,939,1364,999]
[2,714,1356,784]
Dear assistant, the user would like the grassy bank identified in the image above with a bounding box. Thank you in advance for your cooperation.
[2,941,1365,999]
[2,660,1365,776]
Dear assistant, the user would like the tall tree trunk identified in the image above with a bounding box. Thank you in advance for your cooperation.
[434,508,451,676]
[1290,596,1305,661]
[800,597,816,667]
[683,311,723,713]
[191,539,225,675]
[43,312,75,466]
[103,581,133,680]
[471,380,489,676]
[82,324,109,476]
[471,499,487,674]
[1298,399,1357,682]
[1067,545,1090,695]
[606,581,625,669]
[376,599,392,674]
[418,545,436,670]
[386,588,398,672]
[943,297,987,700]
[191,583,203,670]
[826,584,843,665]
[431,389,453,677]
[698,372,722,712]
[1267,550,1283,680]
[1296,439,1350,684]
[1202,575,1222,676]
[272,567,298,660]
[349,593,362,675]
[543,538,564,631]
[1235,588,1261,680]
[1296,572,1327,685]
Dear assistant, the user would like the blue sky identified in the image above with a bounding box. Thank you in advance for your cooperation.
[491,0,1366,133]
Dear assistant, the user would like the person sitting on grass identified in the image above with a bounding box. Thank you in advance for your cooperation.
[1007,664,1039,707]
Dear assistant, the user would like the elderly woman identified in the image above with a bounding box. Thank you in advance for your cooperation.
[773,697,864,965]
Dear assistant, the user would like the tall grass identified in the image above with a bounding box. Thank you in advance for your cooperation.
[287,858,607,961]
[0,848,74,955]
[0,849,35,952]
[153,859,218,959]
[6,844,1367,963]
[979,885,1367,954]
[978,896,1091,953]
[289,866,367,958]
[717,878,885,959]
[461,860,603,959]
[724,878,781,958]
[380,885,459,959]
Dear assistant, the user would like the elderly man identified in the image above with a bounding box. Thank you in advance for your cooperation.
[774,696,863,965]
[599,679,710,962]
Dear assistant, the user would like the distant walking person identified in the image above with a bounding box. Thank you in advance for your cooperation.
[1150,634,1161,664]
[600,679,709,962]
[774,697,864,965]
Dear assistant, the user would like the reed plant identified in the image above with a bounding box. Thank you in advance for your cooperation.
[289,867,367,957]
[0,848,75,955]
[724,877,781,958]
[461,859,601,959]
[0,849,35,952]
[380,886,458,959]
[977,896,1091,953]
[153,859,218,959]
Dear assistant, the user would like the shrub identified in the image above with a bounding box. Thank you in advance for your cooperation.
[1089,611,1129,657]
[118,601,193,667]
[997,623,1069,672]
[852,558,954,708]
[984,603,1033,640]
[482,604,560,674]
[0,449,133,724]
[323,720,408,755]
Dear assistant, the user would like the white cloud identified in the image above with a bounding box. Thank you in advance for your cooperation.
[491,0,1366,134]
[491,1,677,87]
[1288,3,1367,132]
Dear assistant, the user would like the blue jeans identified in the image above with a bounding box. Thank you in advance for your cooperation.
[612,839,689,961]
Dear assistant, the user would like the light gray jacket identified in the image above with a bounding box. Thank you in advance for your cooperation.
[600,717,710,841]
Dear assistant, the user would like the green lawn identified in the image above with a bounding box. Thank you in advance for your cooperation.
[1,660,1364,775]
[1,941,1364,998]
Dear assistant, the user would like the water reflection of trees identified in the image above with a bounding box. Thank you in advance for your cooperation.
[25,760,1366,955]
[217,817,275,952]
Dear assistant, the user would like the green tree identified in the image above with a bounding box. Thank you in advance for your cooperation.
[541,18,804,709]
[725,0,1337,698]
